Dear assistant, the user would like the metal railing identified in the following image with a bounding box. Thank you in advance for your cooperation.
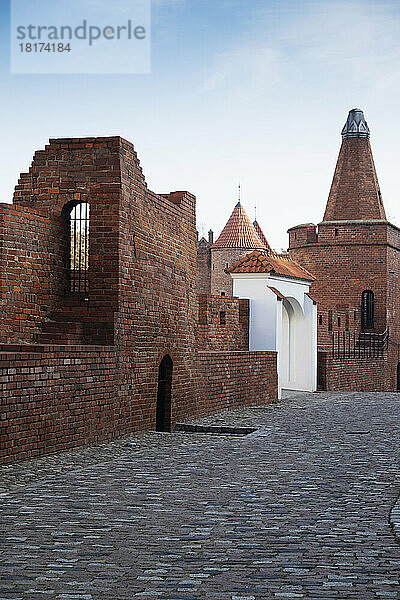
[331,328,389,359]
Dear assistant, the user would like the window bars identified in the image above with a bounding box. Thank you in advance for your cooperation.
[69,202,89,295]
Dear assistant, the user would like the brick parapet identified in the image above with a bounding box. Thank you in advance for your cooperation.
[196,295,249,351]
[194,350,278,418]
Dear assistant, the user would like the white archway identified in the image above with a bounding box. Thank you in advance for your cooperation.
[281,297,304,390]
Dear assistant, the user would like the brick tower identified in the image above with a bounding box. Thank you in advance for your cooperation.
[288,108,400,391]
[211,202,269,296]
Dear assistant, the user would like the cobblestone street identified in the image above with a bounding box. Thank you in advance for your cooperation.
[1,391,400,599]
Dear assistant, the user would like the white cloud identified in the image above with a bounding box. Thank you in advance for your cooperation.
[278,0,400,88]
[199,0,400,100]
[200,45,282,101]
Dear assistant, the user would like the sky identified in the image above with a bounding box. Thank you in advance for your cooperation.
[1,0,400,250]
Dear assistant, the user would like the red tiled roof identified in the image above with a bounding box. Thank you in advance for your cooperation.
[253,220,272,253]
[212,203,267,249]
[227,249,316,281]
[268,286,286,300]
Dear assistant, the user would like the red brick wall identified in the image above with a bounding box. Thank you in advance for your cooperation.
[0,345,120,463]
[197,294,249,351]
[211,247,252,296]
[13,137,124,344]
[117,138,198,428]
[0,346,278,463]
[323,354,392,391]
[289,221,389,351]
[0,137,279,464]
[0,204,63,343]
[196,238,211,294]
[194,350,278,417]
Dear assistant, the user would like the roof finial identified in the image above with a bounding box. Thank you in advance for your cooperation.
[254,202,257,223]
[341,108,370,138]
[235,183,241,208]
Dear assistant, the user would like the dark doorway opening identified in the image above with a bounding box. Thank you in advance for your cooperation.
[397,363,400,392]
[156,355,173,431]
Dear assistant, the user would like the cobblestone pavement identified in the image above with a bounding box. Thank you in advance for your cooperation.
[1,391,400,599]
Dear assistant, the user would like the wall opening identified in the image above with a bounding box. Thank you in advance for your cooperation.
[156,355,173,432]
[361,290,375,330]
[65,202,90,296]
[397,363,400,392]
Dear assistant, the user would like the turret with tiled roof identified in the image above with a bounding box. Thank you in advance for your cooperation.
[212,202,267,249]
[323,108,386,222]
[211,201,274,296]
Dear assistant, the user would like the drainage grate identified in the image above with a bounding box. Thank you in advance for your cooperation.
[175,424,258,436]
[345,430,370,435]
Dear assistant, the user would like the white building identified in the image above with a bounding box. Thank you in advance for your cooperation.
[228,250,317,398]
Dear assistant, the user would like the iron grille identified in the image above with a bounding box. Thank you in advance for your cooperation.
[331,328,388,359]
[361,290,375,330]
[70,202,89,294]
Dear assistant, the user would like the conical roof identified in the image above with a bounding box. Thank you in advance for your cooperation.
[212,202,267,249]
[323,108,386,222]
[253,220,272,252]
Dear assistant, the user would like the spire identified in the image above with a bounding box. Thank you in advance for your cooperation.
[323,108,386,222]
[236,183,241,207]
[253,219,273,253]
[213,203,267,249]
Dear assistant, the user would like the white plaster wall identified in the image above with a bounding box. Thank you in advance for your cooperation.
[232,273,317,394]
[232,277,278,351]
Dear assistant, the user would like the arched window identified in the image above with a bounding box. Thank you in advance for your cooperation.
[361,290,374,330]
[68,202,89,294]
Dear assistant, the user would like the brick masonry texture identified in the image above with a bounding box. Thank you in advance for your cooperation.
[0,345,119,463]
[0,204,62,343]
[196,237,211,294]
[318,352,392,392]
[323,137,386,221]
[197,294,249,351]
[211,247,254,296]
[195,351,277,416]
[0,137,277,464]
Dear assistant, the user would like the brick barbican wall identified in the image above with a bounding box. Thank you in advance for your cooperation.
[12,137,124,345]
[211,247,253,296]
[0,345,278,463]
[321,353,393,392]
[195,351,278,417]
[0,345,119,463]
[196,238,211,295]
[0,137,278,463]
[197,295,249,351]
[0,204,64,343]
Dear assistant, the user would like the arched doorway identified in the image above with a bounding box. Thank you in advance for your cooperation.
[156,355,173,432]
[280,297,309,391]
